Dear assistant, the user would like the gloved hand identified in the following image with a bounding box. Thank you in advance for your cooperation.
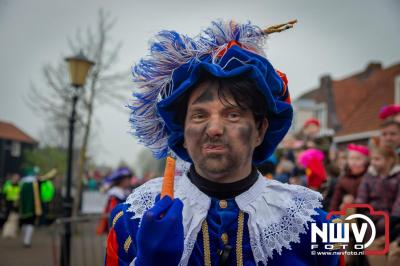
[135,195,184,266]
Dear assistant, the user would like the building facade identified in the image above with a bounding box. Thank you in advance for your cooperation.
[0,121,37,182]
[293,62,400,146]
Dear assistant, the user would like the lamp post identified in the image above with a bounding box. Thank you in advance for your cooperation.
[61,51,94,266]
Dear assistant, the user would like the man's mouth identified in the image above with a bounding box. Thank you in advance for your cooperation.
[203,144,226,153]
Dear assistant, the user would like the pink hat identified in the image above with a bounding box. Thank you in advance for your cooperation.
[347,143,369,157]
[379,104,400,120]
[298,148,324,168]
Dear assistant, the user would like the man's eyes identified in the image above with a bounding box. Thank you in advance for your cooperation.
[189,110,243,121]
[227,112,241,120]
[191,113,206,121]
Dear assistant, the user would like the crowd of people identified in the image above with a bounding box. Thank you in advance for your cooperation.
[255,104,400,266]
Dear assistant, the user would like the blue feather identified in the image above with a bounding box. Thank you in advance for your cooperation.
[129,20,267,159]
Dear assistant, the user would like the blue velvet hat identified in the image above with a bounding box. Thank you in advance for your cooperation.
[129,20,293,165]
[105,167,132,184]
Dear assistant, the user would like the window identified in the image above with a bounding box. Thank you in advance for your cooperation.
[293,99,327,131]
[315,102,327,129]
[10,141,21,157]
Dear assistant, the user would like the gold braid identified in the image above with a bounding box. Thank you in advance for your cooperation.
[202,220,212,266]
[236,211,244,265]
[202,211,245,266]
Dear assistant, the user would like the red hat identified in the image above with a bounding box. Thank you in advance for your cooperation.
[303,118,320,128]
[347,143,369,157]
[379,104,400,120]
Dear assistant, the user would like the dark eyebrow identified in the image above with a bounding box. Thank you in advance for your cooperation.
[191,87,215,105]
[187,106,209,113]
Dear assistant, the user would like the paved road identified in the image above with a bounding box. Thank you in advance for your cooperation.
[0,227,54,266]
[0,219,106,266]
[0,191,108,266]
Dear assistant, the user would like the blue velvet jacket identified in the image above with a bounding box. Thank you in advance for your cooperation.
[106,176,340,266]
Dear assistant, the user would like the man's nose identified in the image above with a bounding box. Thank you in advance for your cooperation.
[205,115,224,137]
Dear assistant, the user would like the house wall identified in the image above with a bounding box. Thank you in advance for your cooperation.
[292,99,327,133]
[395,74,400,104]
[0,139,35,183]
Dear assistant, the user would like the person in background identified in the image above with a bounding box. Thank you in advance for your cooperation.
[321,149,347,211]
[1,173,21,238]
[331,146,368,266]
[96,167,132,235]
[296,118,320,150]
[301,118,321,142]
[335,150,348,176]
[257,153,277,179]
[380,120,400,155]
[274,159,295,183]
[280,133,304,164]
[299,118,334,158]
[356,145,400,266]
[19,167,41,248]
[370,106,400,160]
[297,148,327,190]
[379,104,400,123]
[2,173,20,221]
[329,144,369,212]
[38,169,57,225]
[289,146,308,186]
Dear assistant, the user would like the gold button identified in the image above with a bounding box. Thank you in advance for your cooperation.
[221,233,229,245]
[219,200,228,209]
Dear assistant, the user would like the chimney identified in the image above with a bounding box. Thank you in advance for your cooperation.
[320,75,332,90]
[363,61,382,77]
[320,75,341,131]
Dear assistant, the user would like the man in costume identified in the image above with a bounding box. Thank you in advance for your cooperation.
[19,167,56,246]
[19,167,42,247]
[106,20,340,266]
[97,167,132,235]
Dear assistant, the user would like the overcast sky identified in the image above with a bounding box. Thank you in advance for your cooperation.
[1,0,399,168]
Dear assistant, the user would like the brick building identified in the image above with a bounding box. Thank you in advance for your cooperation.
[293,62,400,146]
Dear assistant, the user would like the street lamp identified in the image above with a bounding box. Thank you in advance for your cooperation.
[61,51,94,266]
[65,51,95,87]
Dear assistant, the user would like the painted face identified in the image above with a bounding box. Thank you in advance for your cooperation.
[347,150,368,175]
[183,79,268,183]
[380,124,400,148]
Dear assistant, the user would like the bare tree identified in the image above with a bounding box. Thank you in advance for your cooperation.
[27,9,129,214]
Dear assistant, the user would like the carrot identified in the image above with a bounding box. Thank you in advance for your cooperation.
[160,156,176,199]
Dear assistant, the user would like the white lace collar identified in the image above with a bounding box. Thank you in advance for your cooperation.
[126,173,322,266]
[107,186,130,201]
